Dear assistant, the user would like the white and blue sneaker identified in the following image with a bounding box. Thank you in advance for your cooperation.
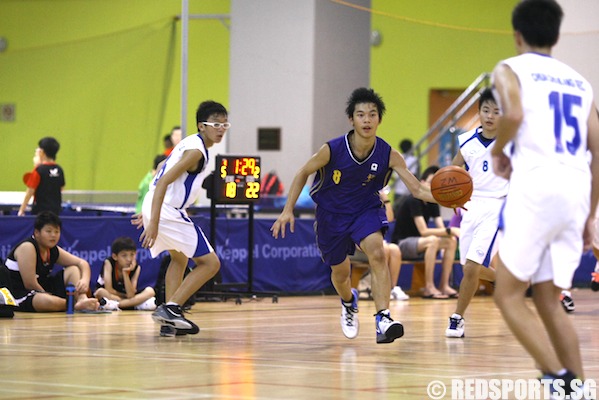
[340,288,359,339]
[375,309,404,343]
[445,313,465,338]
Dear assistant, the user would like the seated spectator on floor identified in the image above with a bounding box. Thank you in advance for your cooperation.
[2,211,99,312]
[93,236,157,311]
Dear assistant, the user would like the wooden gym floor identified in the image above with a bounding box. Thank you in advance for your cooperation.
[1,290,598,400]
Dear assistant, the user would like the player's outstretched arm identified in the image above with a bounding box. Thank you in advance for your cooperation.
[18,187,35,216]
[389,149,435,203]
[271,145,330,239]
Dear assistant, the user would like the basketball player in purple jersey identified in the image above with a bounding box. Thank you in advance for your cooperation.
[271,88,435,343]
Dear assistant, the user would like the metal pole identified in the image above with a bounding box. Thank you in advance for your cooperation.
[175,11,229,139]
[180,0,189,138]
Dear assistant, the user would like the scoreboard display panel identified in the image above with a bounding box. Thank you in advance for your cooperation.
[214,155,261,203]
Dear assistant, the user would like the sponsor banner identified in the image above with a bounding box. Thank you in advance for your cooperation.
[0,215,332,293]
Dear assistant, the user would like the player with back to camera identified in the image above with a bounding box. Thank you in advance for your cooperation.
[132,100,230,337]
[18,137,65,217]
[490,0,599,391]
[445,88,508,338]
[271,87,436,343]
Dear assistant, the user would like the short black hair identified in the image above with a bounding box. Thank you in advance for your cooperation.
[195,101,228,128]
[153,154,167,170]
[512,0,563,48]
[479,88,496,110]
[420,165,439,182]
[111,236,137,255]
[38,137,60,160]
[399,139,413,153]
[34,211,62,231]
[345,88,386,121]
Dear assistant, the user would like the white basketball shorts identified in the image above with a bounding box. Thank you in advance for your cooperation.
[459,196,503,267]
[498,167,589,289]
[142,191,213,259]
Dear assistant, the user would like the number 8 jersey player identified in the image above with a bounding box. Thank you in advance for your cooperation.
[132,100,230,337]
[271,87,436,343]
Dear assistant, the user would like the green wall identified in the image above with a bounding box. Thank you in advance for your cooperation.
[0,0,517,192]
[370,0,517,158]
[0,0,230,191]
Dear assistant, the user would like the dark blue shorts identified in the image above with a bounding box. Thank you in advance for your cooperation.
[315,207,388,266]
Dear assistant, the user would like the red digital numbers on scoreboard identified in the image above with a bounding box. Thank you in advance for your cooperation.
[215,155,261,203]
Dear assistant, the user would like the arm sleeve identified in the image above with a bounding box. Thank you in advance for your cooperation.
[26,169,41,189]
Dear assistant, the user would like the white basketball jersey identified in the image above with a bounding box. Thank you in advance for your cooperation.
[458,127,509,198]
[495,53,594,176]
[149,133,209,209]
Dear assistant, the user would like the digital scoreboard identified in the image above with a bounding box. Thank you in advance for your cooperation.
[214,155,261,203]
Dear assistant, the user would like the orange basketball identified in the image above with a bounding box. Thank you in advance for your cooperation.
[430,166,473,209]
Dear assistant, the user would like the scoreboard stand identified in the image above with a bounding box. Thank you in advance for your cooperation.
[197,154,278,305]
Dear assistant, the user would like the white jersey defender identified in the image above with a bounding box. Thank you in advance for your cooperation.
[142,134,214,259]
[457,127,509,266]
[459,127,509,199]
[495,52,595,288]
